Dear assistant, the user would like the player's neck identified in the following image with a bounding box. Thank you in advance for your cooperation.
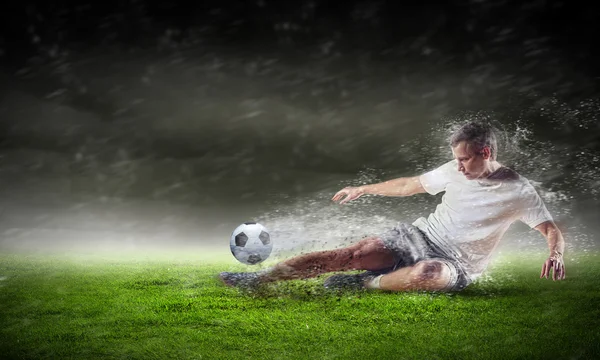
[480,161,502,179]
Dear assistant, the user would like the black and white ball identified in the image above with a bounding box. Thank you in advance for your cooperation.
[230,222,272,265]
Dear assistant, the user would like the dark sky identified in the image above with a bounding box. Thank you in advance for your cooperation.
[2,1,599,73]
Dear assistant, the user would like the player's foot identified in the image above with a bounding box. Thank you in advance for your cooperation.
[323,271,379,291]
[218,271,262,289]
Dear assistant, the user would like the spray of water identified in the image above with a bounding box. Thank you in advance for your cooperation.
[256,92,600,262]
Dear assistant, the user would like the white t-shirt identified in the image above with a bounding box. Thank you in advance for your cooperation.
[413,160,553,280]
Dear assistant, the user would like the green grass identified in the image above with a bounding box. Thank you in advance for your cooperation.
[1,251,599,360]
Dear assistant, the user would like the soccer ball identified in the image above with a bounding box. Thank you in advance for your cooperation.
[230,222,272,265]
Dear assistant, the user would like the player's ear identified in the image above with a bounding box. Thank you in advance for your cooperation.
[481,146,491,160]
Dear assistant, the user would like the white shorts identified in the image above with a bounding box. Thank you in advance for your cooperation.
[378,223,471,291]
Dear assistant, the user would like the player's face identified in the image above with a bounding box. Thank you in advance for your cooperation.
[452,141,490,180]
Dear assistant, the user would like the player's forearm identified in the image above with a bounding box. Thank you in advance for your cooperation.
[361,177,416,197]
[547,226,565,258]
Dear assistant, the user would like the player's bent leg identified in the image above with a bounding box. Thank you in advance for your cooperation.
[264,236,396,281]
[323,259,455,291]
[377,260,455,292]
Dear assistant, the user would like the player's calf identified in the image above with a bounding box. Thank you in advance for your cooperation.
[323,260,453,292]
[378,260,454,291]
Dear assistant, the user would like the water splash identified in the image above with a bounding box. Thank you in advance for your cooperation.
[257,92,600,259]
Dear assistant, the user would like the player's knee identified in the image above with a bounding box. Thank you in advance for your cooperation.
[414,260,447,282]
[352,237,385,259]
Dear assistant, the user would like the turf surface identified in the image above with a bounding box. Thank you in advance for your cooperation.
[0,251,599,359]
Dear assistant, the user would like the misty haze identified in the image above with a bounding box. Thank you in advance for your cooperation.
[0,1,598,262]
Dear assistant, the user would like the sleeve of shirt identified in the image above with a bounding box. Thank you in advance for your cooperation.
[419,160,456,195]
[519,182,554,228]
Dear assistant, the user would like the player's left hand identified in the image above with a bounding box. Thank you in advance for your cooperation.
[540,256,566,281]
[331,186,365,205]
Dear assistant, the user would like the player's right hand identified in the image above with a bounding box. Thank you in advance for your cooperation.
[332,186,366,204]
[540,255,566,281]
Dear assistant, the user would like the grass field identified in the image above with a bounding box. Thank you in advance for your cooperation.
[1,251,599,360]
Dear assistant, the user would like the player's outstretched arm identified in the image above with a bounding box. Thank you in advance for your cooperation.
[535,221,566,281]
[332,176,426,204]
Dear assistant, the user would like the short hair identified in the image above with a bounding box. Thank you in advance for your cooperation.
[450,122,498,160]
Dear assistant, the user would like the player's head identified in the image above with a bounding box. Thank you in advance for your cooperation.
[450,122,498,180]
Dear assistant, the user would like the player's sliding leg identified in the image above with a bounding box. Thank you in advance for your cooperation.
[263,236,396,281]
[219,237,396,288]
